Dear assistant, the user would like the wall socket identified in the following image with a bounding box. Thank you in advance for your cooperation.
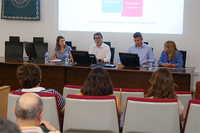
[194,70,199,76]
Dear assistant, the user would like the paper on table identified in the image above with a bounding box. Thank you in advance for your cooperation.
[50,59,61,62]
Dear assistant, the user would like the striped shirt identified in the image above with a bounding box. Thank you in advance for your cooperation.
[16,87,66,111]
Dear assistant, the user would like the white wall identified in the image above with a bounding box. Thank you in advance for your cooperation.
[0,0,199,90]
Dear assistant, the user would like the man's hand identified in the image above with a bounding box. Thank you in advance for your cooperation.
[40,121,57,131]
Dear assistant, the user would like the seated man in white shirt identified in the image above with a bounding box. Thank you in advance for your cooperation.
[89,32,111,63]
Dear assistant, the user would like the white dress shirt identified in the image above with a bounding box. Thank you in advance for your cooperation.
[89,43,111,63]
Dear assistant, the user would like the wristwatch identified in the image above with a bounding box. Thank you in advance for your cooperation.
[99,59,101,62]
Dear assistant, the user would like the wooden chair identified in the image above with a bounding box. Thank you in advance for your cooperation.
[0,86,10,118]
[195,81,200,99]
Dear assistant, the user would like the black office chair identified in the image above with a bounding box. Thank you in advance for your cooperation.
[33,37,44,43]
[32,37,48,59]
[71,46,76,50]
[179,50,187,68]
[65,41,76,50]
[103,41,114,64]
[65,41,72,47]
[5,36,23,58]
[110,47,115,64]
[143,42,148,45]
[104,41,111,47]
[143,41,153,52]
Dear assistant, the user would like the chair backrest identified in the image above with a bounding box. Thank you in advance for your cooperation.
[0,86,10,118]
[113,88,144,112]
[63,95,119,133]
[71,46,76,50]
[183,99,200,133]
[62,85,82,99]
[104,41,111,47]
[123,97,180,133]
[179,50,187,68]
[110,47,115,64]
[103,41,114,64]
[33,42,48,59]
[143,41,148,45]
[9,36,20,42]
[33,37,44,43]
[5,41,23,58]
[65,41,72,47]
[7,91,62,131]
[175,91,192,118]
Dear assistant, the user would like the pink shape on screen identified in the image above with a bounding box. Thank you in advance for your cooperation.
[121,0,143,17]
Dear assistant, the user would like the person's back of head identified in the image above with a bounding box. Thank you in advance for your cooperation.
[14,93,43,127]
[0,117,21,133]
[147,68,177,98]
[17,63,42,88]
[81,66,113,96]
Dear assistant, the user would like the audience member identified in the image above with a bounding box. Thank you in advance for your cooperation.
[51,36,72,60]
[158,40,183,67]
[0,117,21,133]
[89,32,111,63]
[14,93,59,133]
[77,66,122,116]
[147,68,184,121]
[16,63,65,117]
[126,32,155,66]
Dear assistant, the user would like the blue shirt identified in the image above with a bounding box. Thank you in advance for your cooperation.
[126,42,155,66]
[158,50,183,67]
[55,46,72,60]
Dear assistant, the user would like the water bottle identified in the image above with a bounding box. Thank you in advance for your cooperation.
[118,57,121,64]
[65,52,69,63]
[149,57,153,69]
[45,52,49,64]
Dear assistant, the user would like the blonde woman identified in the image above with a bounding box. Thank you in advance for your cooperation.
[158,41,183,67]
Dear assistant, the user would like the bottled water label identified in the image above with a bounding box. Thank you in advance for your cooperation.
[45,52,49,64]
[65,53,69,63]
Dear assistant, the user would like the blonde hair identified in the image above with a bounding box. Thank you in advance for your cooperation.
[164,41,182,61]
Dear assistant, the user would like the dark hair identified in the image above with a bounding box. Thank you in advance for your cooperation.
[81,67,113,96]
[56,36,65,50]
[133,32,143,39]
[15,93,43,120]
[93,32,103,39]
[0,117,21,133]
[17,63,42,88]
[147,68,177,98]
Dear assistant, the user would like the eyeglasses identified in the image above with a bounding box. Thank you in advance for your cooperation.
[94,37,101,40]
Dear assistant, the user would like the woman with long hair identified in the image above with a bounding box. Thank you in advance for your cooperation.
[147,68,184,121]
[158,41,183,67]
[77,66,122,117]
[51,36,72,60]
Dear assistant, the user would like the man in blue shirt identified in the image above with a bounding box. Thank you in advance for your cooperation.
[126,32,155,66]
